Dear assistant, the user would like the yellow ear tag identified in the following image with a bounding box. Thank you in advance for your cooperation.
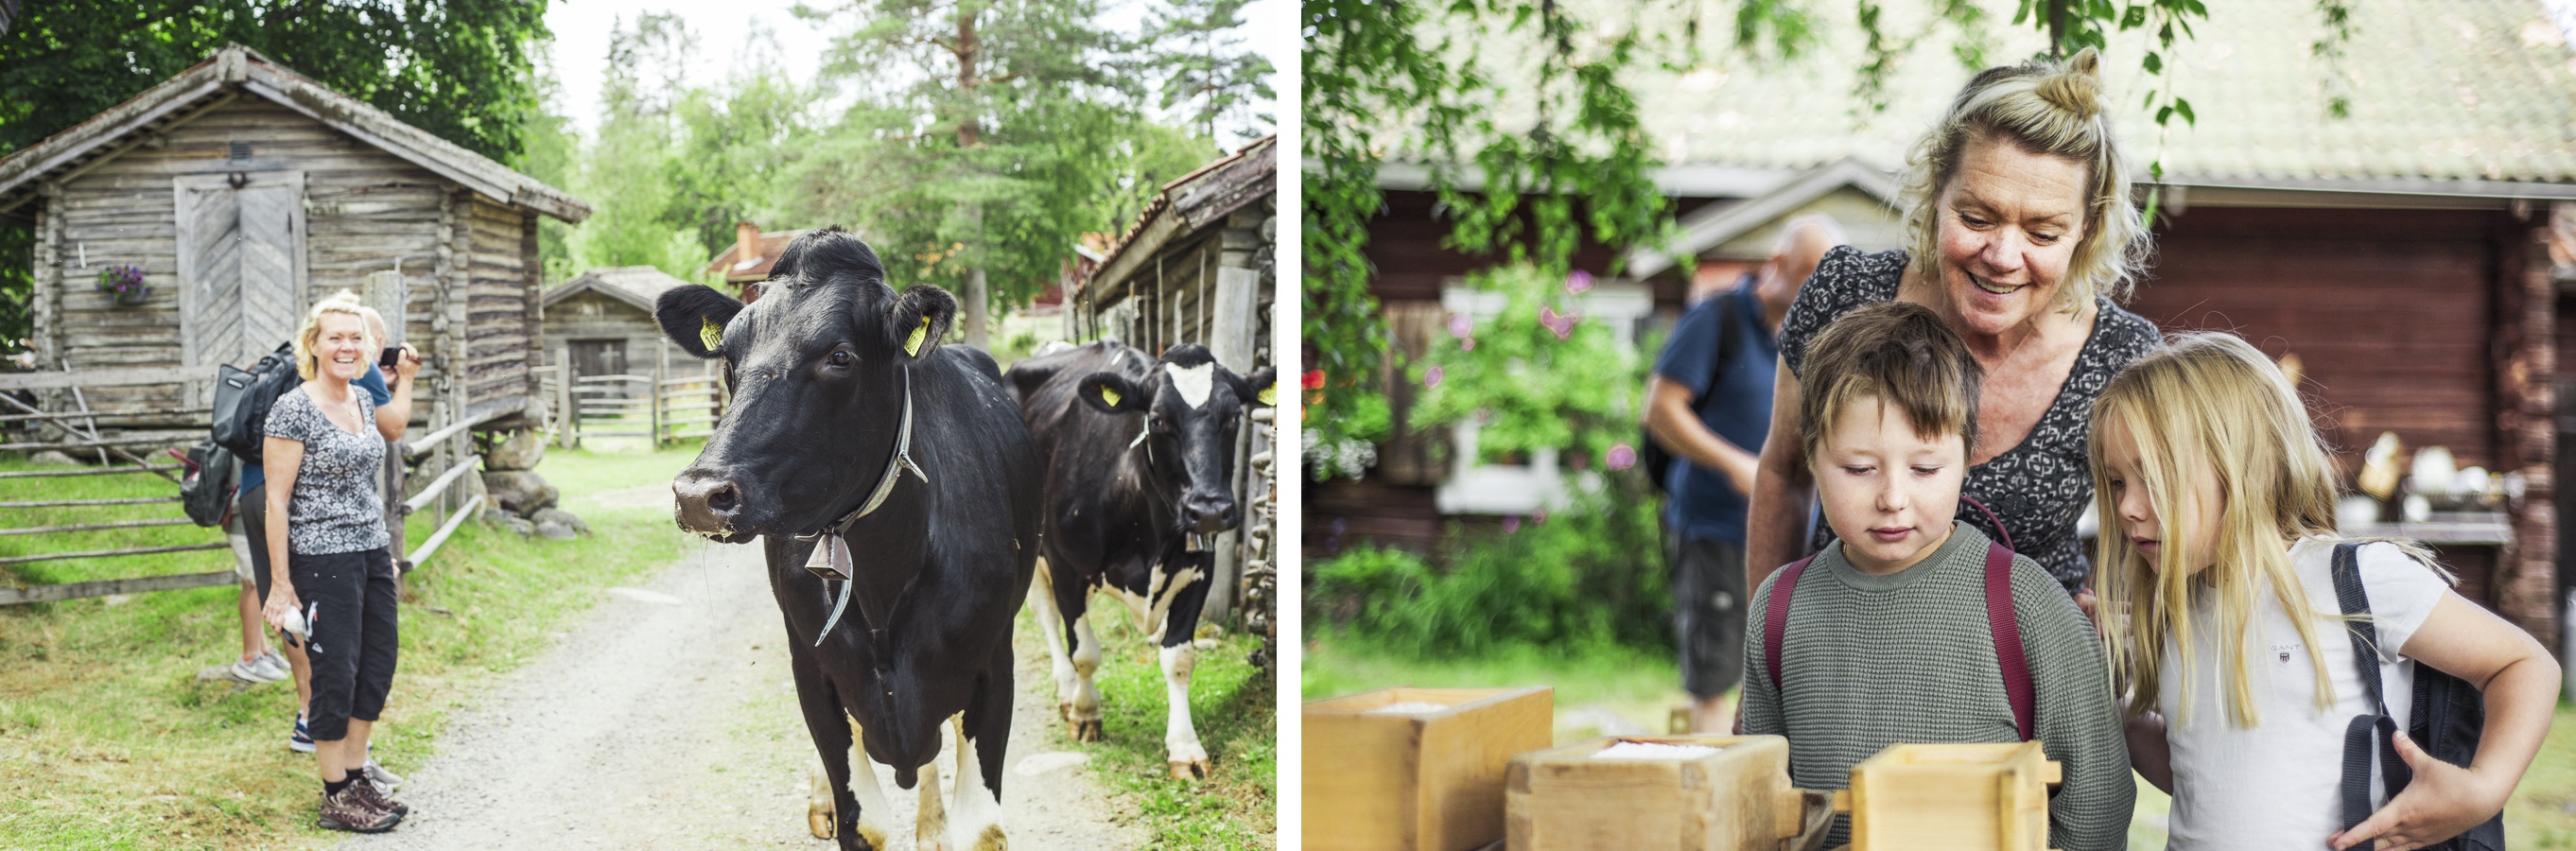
[698,316,723,351]
[1257,383,1276,406]
[904,317,929,357]
[1100,387,1123,408]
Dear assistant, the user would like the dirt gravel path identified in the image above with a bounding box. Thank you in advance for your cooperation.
[342,536,1140,849]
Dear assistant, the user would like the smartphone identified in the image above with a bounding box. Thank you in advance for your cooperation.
[377,346,401,370]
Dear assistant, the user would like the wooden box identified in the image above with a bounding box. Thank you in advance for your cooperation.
[1506,735,1812,851]
[1832,742,2062,851]
[1302,686,1555,851]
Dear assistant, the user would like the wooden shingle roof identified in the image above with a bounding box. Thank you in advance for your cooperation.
[543,267,693,314]
[1390,0,2576,199]
[0,43,589,220]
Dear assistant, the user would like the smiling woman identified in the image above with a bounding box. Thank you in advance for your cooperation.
[1745,46,2163,598]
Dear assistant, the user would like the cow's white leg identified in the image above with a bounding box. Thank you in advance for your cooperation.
[1027,562,1081,723]
[1160,643,1210,779]
[843,715,895,851]
[1066,613,1104,741]
[949,715,1006,851]
[916,744,949,851]
[806,756,836,840]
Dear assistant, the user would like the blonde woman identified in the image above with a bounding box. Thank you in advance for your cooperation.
[258,291,408,832]
[1747,47,2158,597]
[2091,332,2556,849]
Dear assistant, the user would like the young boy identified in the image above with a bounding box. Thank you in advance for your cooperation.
[1741,302,2130,851]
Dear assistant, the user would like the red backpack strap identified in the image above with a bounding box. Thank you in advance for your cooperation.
[1985,542,2035,741]
[1763,556,1817,694]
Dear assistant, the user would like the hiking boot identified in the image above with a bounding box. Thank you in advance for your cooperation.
[317,784,401,833]
[351,774,410,818]
[289,715,316,754]
[361,757,403,791]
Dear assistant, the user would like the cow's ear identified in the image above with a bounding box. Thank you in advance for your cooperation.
[656,285,743,359]
[885,285,956,362]
[1239,367,1277,408]
[1077,372,1146,414]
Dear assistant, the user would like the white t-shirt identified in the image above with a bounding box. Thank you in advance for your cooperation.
[2162,537,2451,851]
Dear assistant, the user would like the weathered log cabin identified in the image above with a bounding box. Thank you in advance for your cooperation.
[538,266,691,382]
[0,44,588,439]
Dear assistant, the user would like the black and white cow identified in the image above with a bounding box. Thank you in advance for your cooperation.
[1003,339,1272,779]
[658,228,1038,851]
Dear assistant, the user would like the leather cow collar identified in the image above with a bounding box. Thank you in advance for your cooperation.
[792,367,930,652]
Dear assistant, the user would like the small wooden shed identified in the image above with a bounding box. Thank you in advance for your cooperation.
[0,44,588,436]
[539,266,689,382]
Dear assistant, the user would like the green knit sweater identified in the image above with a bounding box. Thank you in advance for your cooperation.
[1742,523,2132,850]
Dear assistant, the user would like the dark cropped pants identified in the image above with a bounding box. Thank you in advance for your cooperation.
[289,547,398,742]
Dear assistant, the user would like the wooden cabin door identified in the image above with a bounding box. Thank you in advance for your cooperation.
[568,339,627,380]
[175,170,307,404]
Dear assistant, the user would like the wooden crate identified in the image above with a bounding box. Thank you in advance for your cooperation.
[1506,735,1813,851]
[1303,686,1554,851]
[1832,741,2062,851]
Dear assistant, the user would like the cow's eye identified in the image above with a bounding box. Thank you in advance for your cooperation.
[827,351,852,367]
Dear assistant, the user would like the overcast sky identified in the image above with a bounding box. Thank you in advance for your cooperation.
[542,0,1294,150]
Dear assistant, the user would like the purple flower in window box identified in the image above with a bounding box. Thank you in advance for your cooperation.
[95,264,150,306]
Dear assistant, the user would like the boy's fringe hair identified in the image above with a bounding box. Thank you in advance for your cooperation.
[1798,302,1983,462]
[1900,46,2151,315]
[292,289,375,381]
[2090,332,2449,728]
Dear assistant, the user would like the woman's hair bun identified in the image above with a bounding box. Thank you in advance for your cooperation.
[2035,46,2103,121]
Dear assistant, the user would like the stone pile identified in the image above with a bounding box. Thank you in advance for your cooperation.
[477,427,587,540]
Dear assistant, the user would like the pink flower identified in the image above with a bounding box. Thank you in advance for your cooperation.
[1459,339,1474,352]
[1447,313,1474,338]
[1502,516,1522,534]
[1566,269,1594,293]
[1532,510,1548,525]
[1606,443,1638,470]
[1423,365,1444,388]
[1539,306,1577,341]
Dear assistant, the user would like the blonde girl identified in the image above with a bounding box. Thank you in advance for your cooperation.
[2091,332,2555,851]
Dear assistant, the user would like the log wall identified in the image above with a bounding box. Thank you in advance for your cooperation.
[31,97,536,423]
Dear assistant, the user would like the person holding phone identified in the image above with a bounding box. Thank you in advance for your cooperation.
[258,291,418,832]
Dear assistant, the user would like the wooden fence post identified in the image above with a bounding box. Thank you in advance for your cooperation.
[653,341,669,446]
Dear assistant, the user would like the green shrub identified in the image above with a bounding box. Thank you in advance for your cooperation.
[1308,478,1672,658]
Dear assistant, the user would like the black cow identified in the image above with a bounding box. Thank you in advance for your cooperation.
[1002,339,1272,779]
[657,229,1038,851]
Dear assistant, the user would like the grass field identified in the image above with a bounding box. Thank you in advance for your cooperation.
[1306,634,2576,849]
[1037,602,1279,848]
[0,443,692,849]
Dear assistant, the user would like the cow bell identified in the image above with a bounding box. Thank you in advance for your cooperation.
[805,536,855,582]
[1184,532,1206,553]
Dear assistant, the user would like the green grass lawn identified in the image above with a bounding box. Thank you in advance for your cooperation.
[0,443,694,849]
[1306,634,2576,848]
[1036,602,1279,848]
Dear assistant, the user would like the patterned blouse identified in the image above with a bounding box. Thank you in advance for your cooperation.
[265,384,390,555]
[1779,247,2160,592]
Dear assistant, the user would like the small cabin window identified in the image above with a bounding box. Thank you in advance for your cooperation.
[229,141,250,160]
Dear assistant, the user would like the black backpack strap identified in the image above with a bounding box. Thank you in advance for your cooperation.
[2332,542,2413,831]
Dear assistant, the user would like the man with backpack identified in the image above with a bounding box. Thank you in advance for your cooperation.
[1642,214,1838,732]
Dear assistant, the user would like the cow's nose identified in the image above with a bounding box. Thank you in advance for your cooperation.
[672,472,740,532]
[1183,494,1238,533]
